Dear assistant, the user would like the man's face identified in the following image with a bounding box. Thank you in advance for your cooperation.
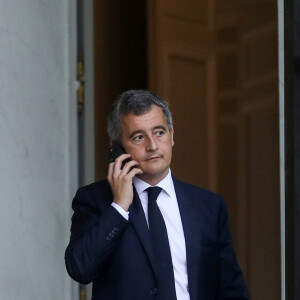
[121,105,174,184]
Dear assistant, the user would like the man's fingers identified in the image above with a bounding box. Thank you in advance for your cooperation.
[120,160,140,174]
[127,166,143,179]
[113,154,131,174]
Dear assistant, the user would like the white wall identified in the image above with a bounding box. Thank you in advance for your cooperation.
[0,1,78,299]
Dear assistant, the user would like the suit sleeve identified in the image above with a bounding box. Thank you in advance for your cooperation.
[64,187,129,284]
[217,197,250,299]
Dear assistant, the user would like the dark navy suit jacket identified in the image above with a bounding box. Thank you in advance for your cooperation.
[65,177,250,300]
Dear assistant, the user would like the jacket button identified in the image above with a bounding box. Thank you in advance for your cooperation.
[150,288,157,295]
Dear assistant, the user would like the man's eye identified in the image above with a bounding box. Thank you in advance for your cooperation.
[133,135,143,141]
[156,131,165,136]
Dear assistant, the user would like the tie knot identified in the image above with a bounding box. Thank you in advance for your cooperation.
[146,186,162,202]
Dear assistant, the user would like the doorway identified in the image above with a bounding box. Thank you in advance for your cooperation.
[80,0,281,299]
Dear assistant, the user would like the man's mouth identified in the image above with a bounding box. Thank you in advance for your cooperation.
[146,156,161,161]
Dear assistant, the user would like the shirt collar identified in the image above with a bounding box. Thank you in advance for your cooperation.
[133,169,173,197]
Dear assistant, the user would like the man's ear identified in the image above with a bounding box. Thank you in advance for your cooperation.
[170,128,174,147]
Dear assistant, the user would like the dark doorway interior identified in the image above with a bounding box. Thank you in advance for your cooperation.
[94,1,147,180]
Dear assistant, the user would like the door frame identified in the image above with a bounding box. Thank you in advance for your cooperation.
[78,0,95,187]
[278,0,285,299]
[77,0,95,299]
[282,0,300,298]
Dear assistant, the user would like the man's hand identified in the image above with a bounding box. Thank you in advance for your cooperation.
[107,154,143,211]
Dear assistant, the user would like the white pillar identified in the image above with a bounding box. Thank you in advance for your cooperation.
[0,1,78,299]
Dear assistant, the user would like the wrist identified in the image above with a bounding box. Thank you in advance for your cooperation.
[113,200,130,212]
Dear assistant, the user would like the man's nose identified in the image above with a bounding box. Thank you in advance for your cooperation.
[146,137,158,151]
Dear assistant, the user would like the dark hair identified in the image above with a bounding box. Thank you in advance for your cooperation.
[107,90,173,141]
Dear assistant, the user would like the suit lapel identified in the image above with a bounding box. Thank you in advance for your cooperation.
[173,177,202,300]
[128,186,159,281]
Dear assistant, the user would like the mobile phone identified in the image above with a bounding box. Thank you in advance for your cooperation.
[109,141,130,169]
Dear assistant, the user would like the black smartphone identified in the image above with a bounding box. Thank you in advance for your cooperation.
[109,141,130,169]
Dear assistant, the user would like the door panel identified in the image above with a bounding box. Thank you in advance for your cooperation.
[161,0,210,25]
[167,53,209,187]
[148,1,217,191]
[237,3,279,297]
[246,110,280,298]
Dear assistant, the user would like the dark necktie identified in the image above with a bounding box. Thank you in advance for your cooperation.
[146,187,177,299]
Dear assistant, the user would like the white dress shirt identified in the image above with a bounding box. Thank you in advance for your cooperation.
[112,169,190,300]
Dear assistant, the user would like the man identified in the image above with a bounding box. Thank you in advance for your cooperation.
[65,90,250,300]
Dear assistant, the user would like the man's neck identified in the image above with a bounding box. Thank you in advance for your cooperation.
[135,169,170,186]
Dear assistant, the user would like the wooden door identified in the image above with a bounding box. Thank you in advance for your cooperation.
[148,1,280,299]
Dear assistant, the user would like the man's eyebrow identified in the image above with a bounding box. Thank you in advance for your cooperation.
[129,130,144,139]
[153,125,167,131]
[128,126,167,138]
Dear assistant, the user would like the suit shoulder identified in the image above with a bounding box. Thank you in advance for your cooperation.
[173,178,227,218]
[173,177,223,201]
[77,179,110,193]
[173,177,221,196]
[74,179,113,205]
